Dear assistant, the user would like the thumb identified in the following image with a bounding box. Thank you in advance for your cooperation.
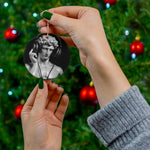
[32,81,48,112]
[41,11,77,34]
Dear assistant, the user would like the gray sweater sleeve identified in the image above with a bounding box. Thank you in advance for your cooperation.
[87,85,150,150]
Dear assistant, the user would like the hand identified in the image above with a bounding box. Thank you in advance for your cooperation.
[37,6,131,108]
[21,81,69,150]
[29,47,38,63]
[37,6,109,67]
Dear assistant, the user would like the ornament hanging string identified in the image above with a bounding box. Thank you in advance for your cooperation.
[46,22,49,38]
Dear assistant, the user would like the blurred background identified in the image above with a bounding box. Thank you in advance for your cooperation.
[0,0,150,149]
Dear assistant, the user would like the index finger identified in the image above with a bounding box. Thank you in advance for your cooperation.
[24,84,38,107]
[29,49,34,54]
[43,6,87,18]
[32,81,48,112]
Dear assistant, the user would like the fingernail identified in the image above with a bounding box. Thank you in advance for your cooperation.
[39,78,43,89]
[42,11,53,20]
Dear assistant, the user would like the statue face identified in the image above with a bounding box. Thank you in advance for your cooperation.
[40,44,54,61]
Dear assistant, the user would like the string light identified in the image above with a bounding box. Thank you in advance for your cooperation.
[125,30,130,36]
[33,13,38,17]
[8,91,13,96]
[0,68,3,73]
[17,146,21,149]
[4,2,8,7]
[131,53,136,59]
[106,3,110,8]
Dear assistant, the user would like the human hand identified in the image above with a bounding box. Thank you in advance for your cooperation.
[29,45,38,63]
[37,6,131,108]
[37,6,110,67]
[21,81,69,150]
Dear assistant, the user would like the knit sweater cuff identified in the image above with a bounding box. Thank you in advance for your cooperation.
[87,85,150,147]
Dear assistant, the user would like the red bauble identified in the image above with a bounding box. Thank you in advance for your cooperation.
[14,105,24,120]
[4,27,19,43]
[130,40,145,56]
[104,0,117,5]
[79,85,98,105]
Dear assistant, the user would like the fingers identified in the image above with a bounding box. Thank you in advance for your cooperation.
[32,81,48,112]
[46,6,86,18]
[37,19,47,27]
[23,84,38,108]
[38,23,76,47]
[46,86,64,112]
[29,49,37,58]
[38,21,76,47]
[33,53,37,58]
[39,6,92,31]
[32,53,37,61]
[45,80,58,106]
[39,25,68,35]
[40,11,78,33]
[29,50,37,63]
[55,95,69,122]
[29,49,34,54]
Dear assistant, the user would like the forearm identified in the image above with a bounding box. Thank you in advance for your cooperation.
[86,39,131,108]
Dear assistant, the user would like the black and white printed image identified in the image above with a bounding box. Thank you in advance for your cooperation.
[24,33,70,79]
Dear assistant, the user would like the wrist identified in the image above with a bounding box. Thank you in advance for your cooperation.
[85,35,112,67]
[25,143,61,150]
[24,146,48,150]
[85,41,131,107]
[24,142,46,150]
[85,34,124,74]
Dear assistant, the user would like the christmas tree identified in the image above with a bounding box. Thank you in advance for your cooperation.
[0,0,150,149]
